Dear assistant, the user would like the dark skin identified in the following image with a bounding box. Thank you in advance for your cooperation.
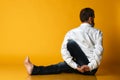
[76,17,94,73]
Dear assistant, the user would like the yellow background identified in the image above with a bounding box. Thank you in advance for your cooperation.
[0,0,120,69]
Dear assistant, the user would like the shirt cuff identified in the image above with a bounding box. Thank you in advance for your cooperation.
[88,63,93,71]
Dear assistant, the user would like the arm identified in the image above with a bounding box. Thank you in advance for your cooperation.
[61,32,78,69]
[88,30,103,71]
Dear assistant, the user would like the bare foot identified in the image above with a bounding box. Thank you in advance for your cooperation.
[24,56,33,75]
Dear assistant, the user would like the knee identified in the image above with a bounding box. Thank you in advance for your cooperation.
[67,39,75,45]
[67,39,77,48]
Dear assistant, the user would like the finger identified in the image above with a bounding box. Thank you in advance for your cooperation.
[80,68,85,73]
[81,70,84,73]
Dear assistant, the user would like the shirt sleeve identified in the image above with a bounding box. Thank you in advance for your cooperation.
[61,32,78,69]
[88,30,103,71]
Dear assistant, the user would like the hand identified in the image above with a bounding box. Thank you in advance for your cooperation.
[76,65,90,73]
[76,66,84,73]
[81,65,90,72]
[77,66,85,73]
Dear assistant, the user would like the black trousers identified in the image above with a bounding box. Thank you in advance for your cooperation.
[31,40,97,75]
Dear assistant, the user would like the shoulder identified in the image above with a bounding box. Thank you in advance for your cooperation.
[90,27,103,38]
[90,27,102,34]
[66,27,79,36]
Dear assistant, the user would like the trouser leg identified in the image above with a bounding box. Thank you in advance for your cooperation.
[67,40,98,75]
[67,40,89,66]
[31,40,97,75]
[31,62,75,75]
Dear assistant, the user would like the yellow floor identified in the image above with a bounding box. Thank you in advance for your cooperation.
[0,65,120,80]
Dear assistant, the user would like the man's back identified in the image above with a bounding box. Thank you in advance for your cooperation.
[65,23,102,51]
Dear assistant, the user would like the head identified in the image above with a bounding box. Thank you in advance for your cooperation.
[80,8,95,27]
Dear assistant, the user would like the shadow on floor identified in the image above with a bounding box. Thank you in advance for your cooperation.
[26,73,97,80]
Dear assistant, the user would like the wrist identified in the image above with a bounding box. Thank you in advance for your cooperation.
[77,65,81,68]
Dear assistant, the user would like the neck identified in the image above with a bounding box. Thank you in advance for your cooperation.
[82,22,90,25]
[82,22,94,27]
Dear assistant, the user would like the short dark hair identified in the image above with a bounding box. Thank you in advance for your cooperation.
[80,8,95,22]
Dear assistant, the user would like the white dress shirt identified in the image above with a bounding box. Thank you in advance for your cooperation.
[61,23,103,71]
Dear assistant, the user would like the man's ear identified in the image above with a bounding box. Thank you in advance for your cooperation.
[88,17,93,24]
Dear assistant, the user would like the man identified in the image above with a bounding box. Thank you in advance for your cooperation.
[24,8,103,75]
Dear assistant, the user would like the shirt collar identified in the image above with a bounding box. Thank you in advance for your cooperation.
[80,23,92,28]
